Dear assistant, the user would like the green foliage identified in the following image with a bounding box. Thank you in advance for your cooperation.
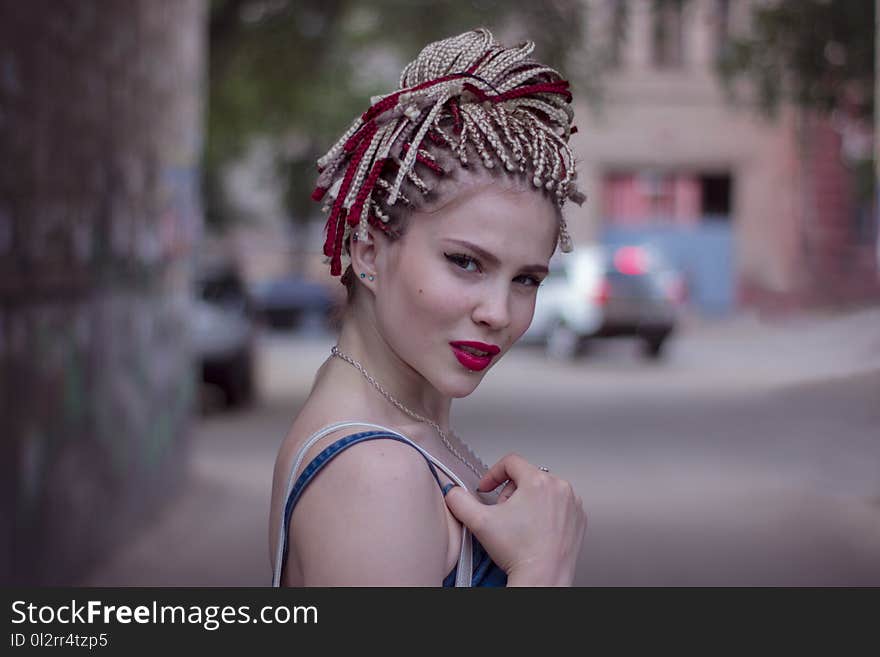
[717,0,874,117]
[205,0,586,228]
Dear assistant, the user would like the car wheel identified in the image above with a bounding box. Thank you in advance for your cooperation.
[546,320,580,360]
[642,336,666,360]
[225,350,255,407]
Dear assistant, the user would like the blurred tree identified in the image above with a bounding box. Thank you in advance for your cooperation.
[206,0,587,230]
[717,0,873,117]
[717,0,877,301]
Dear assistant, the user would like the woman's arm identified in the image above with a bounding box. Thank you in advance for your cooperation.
[290,439,452,586]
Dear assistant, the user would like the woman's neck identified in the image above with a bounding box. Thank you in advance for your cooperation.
[330,309,452,431]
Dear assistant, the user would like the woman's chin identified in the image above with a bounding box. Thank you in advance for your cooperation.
[439,372,486,398]
[451,387,478,399]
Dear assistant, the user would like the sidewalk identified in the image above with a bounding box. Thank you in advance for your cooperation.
[81,408,282,586]
[672,305,880,381]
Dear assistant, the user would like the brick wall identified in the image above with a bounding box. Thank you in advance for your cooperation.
[0,0,206,584]
[803,115,879,306]
[738,111,880,311]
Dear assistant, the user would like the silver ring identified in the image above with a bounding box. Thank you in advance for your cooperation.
[538,466,550,473]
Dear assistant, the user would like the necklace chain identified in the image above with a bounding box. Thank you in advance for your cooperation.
[330,345,487,480]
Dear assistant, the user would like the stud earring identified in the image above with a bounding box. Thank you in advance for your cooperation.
[360,272,366,279]
[368,275,375,282]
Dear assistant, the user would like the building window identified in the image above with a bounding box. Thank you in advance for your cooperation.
[652,0,685,68]
[699,174,732,219]
[602,170,733,225]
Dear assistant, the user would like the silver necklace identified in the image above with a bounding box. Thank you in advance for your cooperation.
[330,345,488,480]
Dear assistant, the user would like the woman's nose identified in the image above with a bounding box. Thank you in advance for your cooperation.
[471,286,511,330]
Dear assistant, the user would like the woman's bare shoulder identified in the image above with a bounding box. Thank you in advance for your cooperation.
[290,435,451,585]
[271,397,375,495]
[271,391,441,523]
[270,401,451,585]
[271,371,431,496]
[268,395,360,563]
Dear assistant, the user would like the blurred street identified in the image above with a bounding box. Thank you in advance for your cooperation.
[82,308,880,586]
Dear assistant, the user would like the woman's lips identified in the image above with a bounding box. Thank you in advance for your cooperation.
[449,341,501,372]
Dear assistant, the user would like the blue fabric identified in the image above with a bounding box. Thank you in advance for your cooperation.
[442,536,508,587]
[279,430,507,587]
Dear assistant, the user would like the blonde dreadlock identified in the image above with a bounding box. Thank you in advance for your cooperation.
[313,28,584,278]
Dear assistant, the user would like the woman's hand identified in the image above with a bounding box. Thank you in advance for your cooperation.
[444,453,587,586]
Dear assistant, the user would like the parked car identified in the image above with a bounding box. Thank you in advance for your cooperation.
[522,244,684,360]
[248,274,338,331]
[192,262,257,407]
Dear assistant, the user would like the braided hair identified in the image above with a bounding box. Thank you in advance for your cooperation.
[312,28,584,281]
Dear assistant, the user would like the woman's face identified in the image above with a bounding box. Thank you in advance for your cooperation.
[373,182,558,398]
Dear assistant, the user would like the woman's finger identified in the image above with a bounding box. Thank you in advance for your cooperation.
[476,452,536,492]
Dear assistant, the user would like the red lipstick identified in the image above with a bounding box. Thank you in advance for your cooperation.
[449,341,501,372]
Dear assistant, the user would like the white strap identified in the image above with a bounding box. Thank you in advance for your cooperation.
[272,420,473,587]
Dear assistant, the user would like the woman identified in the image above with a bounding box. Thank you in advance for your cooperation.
[269,28,587,586]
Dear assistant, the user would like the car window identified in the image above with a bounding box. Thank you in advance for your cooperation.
[606,269,665,296]
[198,271,246,305]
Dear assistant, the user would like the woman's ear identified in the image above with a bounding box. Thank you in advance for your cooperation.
[348,228,383,292]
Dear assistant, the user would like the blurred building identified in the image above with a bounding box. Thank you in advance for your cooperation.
[567,0,878,314]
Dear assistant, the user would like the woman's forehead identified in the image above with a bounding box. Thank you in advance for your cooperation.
[413,183,558,261]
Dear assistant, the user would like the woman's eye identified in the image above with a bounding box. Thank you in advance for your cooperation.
[445,253,541,287]
[445,253,480,273]
[517,275,543,288]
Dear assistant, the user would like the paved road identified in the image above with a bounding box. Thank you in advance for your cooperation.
[83,308,880,586]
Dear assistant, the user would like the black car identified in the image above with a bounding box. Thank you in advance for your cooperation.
[593,245,681,358]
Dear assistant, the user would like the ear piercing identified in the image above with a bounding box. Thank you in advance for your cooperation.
[359,273,375,281]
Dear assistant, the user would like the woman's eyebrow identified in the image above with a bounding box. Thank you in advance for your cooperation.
[444,238,549,274]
